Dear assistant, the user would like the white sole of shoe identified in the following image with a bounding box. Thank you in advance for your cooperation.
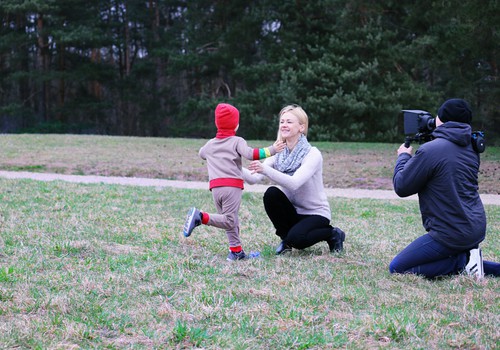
[465,248,484,279]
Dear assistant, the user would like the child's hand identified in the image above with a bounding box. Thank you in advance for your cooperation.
[273,140,286,153]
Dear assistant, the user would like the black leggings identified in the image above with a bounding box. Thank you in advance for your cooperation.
[263,186,332,249]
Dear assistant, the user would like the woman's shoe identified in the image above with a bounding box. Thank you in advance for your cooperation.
[275,241,292,255]
[327,227,345,252]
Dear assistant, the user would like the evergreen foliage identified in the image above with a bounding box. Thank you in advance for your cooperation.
[0,0,498,143]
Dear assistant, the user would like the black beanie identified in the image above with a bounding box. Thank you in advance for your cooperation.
[437,98,472,125]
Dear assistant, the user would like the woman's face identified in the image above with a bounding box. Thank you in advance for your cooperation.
[279,112,304,140]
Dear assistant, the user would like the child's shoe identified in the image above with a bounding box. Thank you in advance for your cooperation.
[226,250,260,261]
[183,207,201,237]
[465,248,484,279]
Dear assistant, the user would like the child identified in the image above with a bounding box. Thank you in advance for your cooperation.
[183,103,285,261]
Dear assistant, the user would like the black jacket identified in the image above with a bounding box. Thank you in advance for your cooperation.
[393,122,486,250]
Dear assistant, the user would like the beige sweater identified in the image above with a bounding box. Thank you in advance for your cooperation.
[199,136,276,189]
[244,147,331,220]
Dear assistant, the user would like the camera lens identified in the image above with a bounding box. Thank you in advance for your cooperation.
[427,118,436,131]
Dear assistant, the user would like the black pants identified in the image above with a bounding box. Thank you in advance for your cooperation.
[263,186,332,249]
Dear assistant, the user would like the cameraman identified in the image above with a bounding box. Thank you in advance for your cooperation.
[390,98,500,279]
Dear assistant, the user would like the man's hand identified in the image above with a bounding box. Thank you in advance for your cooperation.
[397,143,413,156]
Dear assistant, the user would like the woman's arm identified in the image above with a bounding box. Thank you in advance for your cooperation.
[251,148,322,191]
[242,167,264,184]
[244,156,275,184]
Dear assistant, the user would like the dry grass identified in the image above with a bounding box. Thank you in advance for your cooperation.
[0,134,498,193]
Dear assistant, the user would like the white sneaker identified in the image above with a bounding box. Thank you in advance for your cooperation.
[465,248,484,279]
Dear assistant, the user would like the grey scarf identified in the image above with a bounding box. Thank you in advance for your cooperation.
[275,134,311,175]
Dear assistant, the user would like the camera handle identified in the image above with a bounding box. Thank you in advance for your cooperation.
[404,137,412,148]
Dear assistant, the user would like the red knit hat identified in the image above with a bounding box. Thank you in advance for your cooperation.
[215,103,239,131]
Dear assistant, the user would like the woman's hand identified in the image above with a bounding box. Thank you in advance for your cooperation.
[273,140,286,153]
[248,160,264,174]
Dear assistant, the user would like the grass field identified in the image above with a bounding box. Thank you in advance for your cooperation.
[0,134,498,193]
[0,135,499,349]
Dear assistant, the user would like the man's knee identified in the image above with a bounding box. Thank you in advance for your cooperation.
[389,258,402,274]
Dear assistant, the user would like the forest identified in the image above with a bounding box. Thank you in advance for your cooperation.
[0,1,498,143]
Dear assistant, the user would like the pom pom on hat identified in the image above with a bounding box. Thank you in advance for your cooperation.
[438,98,472,125]
[215,103,239,131]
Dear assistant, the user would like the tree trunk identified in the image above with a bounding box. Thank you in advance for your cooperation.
[37,13,50,122]
[56,43,65,123]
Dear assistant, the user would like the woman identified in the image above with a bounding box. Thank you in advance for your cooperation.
[245,104,346,255]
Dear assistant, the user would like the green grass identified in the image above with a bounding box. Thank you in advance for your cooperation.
[0,178,498,349]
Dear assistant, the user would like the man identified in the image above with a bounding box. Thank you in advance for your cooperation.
[390,98,499,279]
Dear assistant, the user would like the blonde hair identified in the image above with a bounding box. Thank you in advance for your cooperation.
[277,104,309,141]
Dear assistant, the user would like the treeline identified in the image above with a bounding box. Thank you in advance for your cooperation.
[1,1,498,143]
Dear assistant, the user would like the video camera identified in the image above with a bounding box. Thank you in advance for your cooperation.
[402,110,436,147]
[401,109,486,153]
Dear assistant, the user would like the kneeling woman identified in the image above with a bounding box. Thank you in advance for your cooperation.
[245,104,346,255]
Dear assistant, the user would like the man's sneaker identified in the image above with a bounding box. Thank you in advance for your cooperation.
[182,207,201,237]
[226,250,260,261]
[327,227,346,253]
[465,248,484,279]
